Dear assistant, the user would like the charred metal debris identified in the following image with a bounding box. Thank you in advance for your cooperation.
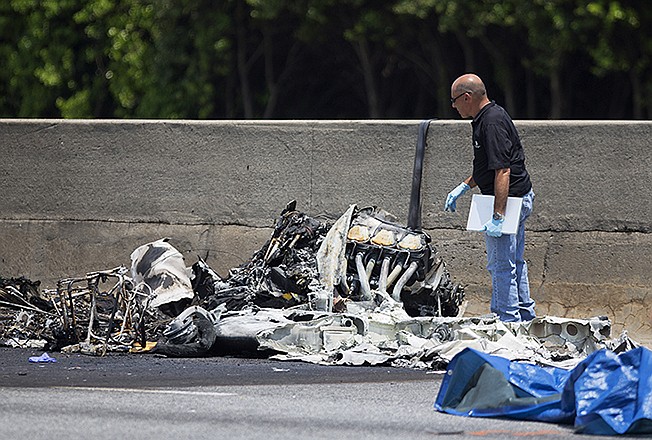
[0,203,464,356]
[0,203,635,368]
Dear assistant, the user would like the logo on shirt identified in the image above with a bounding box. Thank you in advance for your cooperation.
[473,140,481,149]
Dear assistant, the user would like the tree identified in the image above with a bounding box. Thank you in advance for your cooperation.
[579,0,650,118]
[1,0,651,119]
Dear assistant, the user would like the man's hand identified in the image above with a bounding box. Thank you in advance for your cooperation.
[444,182,470,212]
[483,217,504,237]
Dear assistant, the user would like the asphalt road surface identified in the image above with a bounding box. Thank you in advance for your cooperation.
[0,347,619,440]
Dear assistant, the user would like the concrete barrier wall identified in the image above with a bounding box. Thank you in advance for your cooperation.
[1,119,651,342]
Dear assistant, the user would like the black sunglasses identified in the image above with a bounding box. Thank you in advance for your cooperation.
[450,91,469,104]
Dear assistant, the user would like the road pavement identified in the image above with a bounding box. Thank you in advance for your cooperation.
[0,347,616,439]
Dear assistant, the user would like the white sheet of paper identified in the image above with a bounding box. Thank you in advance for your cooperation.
[466,194,523,235]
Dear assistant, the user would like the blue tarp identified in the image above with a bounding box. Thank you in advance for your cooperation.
[434,346,652,435]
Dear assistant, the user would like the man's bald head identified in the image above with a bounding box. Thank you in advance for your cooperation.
[452,73,487,97]
[450,73,490,118]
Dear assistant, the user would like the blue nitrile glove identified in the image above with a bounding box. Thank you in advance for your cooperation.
[444,182,470,212]
[483,217,504,237]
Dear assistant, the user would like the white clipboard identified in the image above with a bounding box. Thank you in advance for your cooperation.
[466,194,523,235]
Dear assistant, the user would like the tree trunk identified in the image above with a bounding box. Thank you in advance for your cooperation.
[424,27,454,117]
[353,38,381,118]
[431,42,453,118]
[455,30,474,72]
[262,24,276,119]
[235,0,253,118]
[631,68,643,119]
[225,64,237,118]
[477,34,515,115]
[262,25,300,119]
[549,64,562,119]
[526,69,536,118]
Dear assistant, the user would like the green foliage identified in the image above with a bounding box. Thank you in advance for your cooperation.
[0,0,650,118]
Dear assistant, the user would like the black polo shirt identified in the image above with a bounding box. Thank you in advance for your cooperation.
[471,101,532,197]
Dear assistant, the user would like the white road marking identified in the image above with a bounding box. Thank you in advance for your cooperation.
[54,386,237,397]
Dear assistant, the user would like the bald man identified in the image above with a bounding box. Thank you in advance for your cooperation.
[444,73,536,322]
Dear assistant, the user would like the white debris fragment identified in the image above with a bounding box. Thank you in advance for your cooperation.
[315,204,355,312]
[130,238,195,310]
[207,305,635,369]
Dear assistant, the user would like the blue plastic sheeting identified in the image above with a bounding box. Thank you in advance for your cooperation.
[434,347,652,435]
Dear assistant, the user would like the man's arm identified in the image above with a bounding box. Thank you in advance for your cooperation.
[444,175,476,212]
[481,168,510,237]
[493,168,510,216]
[463,176,476,188]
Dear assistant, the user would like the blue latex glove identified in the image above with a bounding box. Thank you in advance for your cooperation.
[28,352,57,363]
[444,182,470,212]
[483,217,504,237]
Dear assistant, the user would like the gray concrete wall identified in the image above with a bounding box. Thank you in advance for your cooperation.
[1,119,651,342]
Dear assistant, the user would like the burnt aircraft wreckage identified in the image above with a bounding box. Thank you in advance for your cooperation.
[0,202,463,349]
[155,201,466,359]
[0,202,634,369]
[187,201,465,319]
